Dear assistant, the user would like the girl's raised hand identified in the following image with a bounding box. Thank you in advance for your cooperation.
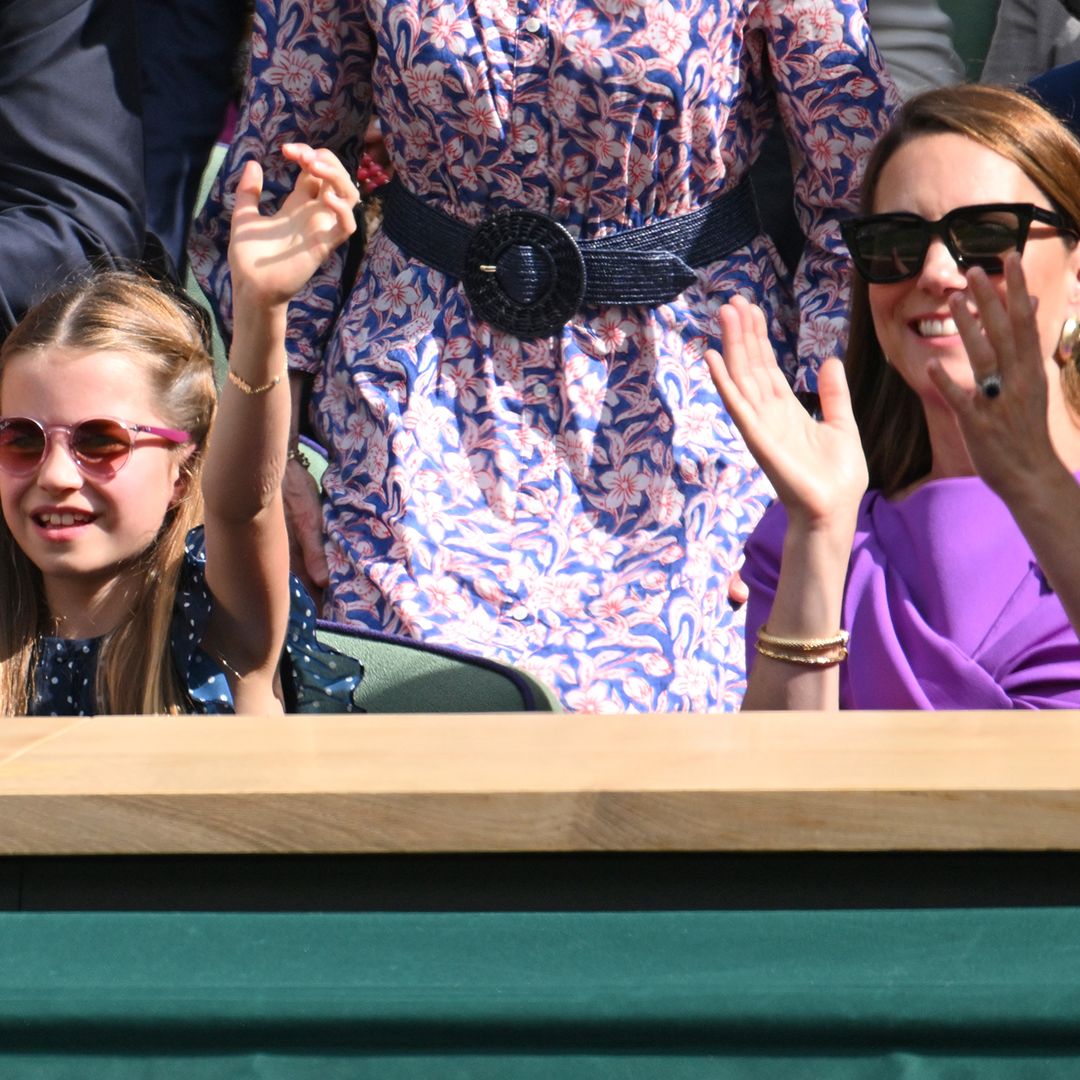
[706,296,867,528]
[228,143,360,308]
[931,254,1060,498]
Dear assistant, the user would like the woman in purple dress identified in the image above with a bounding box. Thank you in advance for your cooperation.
[709,84,1080,709]
[191,1,896,712]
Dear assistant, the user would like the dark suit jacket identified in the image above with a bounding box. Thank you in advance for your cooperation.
[0,0,146,339]
[1030,59,1080,142]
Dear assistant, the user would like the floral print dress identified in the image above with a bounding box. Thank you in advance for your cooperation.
[192,0,897,712]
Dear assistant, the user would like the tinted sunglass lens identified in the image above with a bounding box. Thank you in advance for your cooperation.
[71,419,133,471]
[949,211,1021,273]
[0,420,46,473]
[854,221,926,281]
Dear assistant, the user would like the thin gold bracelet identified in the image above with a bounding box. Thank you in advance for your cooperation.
[227,365,285,395]
[754,640,848,666]
[757,625,849,652]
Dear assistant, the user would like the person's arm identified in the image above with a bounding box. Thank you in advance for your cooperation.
[200,145,359,714]
[755,0,900,391]
[283,371,330,605]
[979,0,1047,85]
[930,254,1080,641]
[706,298,867,710]
[0,0,146,339]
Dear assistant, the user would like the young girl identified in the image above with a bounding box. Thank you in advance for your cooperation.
[0,144,362,715]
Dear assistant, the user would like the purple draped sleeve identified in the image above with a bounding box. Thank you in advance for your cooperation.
[744,476,1080,709]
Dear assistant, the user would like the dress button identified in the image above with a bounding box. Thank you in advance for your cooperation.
[521,138,538,154]
[533,383,549,398]
[523,16,542,32]
[509,604,528,620]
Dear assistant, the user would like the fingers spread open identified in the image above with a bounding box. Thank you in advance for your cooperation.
[1004,253,1042,370]
[816,356,855,429]
[232,159,264,220]
[718,296,787,410]
[965,265,1017,374]
[926,356,973,418]
[285,142,361,207]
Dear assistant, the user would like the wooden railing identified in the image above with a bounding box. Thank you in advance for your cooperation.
[3,710,1080,854]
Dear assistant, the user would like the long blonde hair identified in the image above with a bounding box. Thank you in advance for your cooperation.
[846,84,1080,495]
[0,272,217,714]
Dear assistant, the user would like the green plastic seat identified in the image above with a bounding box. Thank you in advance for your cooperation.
[316,621,561,713]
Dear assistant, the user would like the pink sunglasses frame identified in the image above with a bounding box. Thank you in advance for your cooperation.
[0,416,191,478]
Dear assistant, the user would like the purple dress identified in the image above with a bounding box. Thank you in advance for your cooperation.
[191,1,897,712]
[744,477,1080,709]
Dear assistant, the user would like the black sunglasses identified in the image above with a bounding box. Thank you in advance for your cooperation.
[840,203,1077,284]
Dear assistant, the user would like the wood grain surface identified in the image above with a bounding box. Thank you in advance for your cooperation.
[1,711,1079,854]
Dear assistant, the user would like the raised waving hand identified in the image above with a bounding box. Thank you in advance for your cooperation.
[930,255,1064,497]
[930,253,1080,641]
[705,296,867,528]
[201,144,358,713]
[705,297,867,710]
[228,143,360,307]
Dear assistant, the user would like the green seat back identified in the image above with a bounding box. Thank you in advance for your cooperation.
[316,622,561,713]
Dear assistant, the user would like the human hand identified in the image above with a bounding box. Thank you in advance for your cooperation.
[283,457,330,608]
[228,143,360,308]
[727,569,749,607]
[930,254,1061,499]
[706,296,867,530]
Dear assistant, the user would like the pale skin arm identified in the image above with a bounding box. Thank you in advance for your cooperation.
[200,144,359,713]
[931,254,1080,641]
[705,296,868,710]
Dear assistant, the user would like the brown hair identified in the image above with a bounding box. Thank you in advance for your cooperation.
[845,83,1080,495]
[0,271,217,715]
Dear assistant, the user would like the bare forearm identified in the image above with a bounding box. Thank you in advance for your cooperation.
[202,297,291,519]
[742,516,854,711]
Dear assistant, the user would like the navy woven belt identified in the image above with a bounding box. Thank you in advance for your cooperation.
[380,176,761,339]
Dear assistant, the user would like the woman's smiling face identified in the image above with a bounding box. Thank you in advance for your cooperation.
[867,131,1080,404]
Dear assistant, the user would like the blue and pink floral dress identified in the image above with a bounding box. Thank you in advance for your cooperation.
[192,0,897,712]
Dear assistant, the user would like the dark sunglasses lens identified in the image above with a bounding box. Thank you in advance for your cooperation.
[0,420,45,473]
[948,210,1022,273]
[71,419,133,472]
[850,220,927,281]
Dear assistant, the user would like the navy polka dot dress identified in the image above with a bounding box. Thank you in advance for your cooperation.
[31,527,363,715]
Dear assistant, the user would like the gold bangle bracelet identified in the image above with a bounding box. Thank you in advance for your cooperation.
[754,640,848,666]
[757,625,849,652]
[227,365,285,395]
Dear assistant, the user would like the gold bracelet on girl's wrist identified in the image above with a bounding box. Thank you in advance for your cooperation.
[227,363,286,395]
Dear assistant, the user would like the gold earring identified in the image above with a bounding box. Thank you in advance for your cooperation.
[1057,317,1080,366]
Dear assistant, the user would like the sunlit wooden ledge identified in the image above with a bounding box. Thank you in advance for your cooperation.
[1,711,1080,855]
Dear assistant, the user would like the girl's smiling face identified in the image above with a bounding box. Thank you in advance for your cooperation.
[0,347,188,629]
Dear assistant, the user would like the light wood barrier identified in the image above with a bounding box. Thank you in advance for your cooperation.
[3,710,1080,855]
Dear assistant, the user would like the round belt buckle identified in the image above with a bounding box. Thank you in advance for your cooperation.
[463,210,586,339]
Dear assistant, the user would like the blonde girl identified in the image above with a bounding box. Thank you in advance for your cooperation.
[0,144,361,715]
